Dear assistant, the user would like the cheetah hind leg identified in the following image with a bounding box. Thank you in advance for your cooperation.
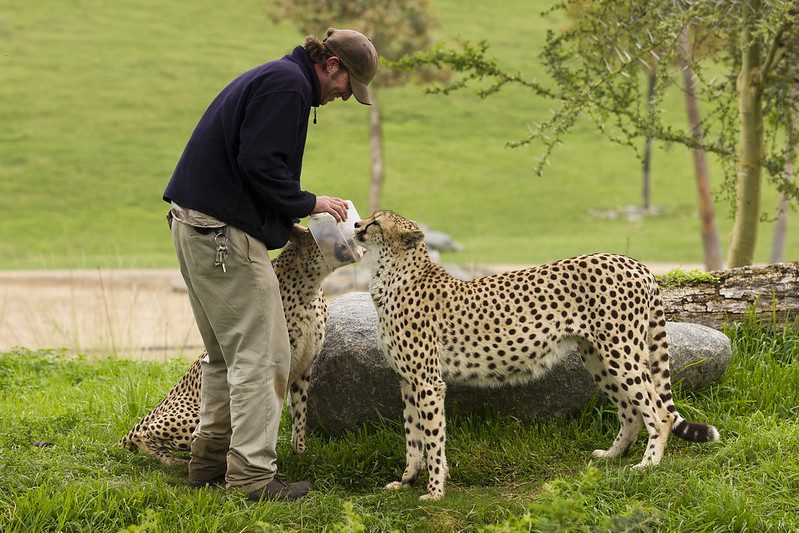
[154,448,190,466]
[596,355,672,468]
[134,434,190,466]
[612,340,673,468]
[629,381,672,469]
[591,401,643,460]
[579,341,643,460]
[385,380,426,491]
[289,373,311,454]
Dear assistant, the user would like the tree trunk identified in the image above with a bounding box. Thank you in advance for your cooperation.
[368,88,385,214]
[770,165,792,264]
[641,69,656,210]
[770,107,796,264]
[660,262,799,330]
[727,0,764,268]
[679,27,724,271]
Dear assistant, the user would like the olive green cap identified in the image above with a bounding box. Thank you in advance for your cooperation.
[323,28,379,105]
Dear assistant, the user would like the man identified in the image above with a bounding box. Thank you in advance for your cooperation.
[163,28,378,502]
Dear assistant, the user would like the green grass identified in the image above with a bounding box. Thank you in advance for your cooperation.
[2,320,798,531]
[1,0,796,269]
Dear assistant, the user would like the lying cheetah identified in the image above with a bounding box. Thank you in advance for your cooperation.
[354,211,720,500]
[120,224,331,464]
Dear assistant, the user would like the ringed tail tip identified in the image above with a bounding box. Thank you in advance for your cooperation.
[672,418,720,443]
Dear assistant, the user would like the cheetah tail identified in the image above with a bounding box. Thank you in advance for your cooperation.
[671,416,720,443]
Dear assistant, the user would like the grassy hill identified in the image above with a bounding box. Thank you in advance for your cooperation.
[1,0,796,269]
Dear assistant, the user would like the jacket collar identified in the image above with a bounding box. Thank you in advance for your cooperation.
[287,46,321,107]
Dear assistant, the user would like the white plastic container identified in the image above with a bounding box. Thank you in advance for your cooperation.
[308,201,366,270]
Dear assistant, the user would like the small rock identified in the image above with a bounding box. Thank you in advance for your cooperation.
[307,293,402,431]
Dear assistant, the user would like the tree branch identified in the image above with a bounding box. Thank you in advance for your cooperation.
[765,74,799,84]
[760,25,787,85]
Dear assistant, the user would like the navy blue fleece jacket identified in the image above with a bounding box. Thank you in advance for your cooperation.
[164,46,320,249]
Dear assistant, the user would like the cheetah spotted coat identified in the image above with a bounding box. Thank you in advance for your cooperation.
[119,225,331,464]
[354,211,719,500]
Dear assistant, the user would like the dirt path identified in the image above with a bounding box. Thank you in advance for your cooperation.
[0,269,202,360]
[0,262,702,360]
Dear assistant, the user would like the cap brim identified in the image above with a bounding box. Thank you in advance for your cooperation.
[351,78,371,105]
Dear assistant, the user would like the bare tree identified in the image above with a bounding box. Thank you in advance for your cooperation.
[641,68,656,211]
[771,102,796,263]
[679,26,723,271]
[771,163,793,264]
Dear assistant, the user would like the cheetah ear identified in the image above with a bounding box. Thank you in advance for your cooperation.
[401,229,425,250]
[288,223,310,243]
[292,223,310,235]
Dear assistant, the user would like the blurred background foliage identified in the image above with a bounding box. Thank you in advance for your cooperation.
[0,0,796,269]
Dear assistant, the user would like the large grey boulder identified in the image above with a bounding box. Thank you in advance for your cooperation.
[306,292,731,434]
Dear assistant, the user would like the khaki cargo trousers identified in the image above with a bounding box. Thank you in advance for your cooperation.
[171,217,291,495]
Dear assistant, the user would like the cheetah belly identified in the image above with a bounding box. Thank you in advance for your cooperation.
[440,332,582,387]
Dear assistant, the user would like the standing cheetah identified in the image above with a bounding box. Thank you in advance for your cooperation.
[120,224,331,464]
[354,211,720,500]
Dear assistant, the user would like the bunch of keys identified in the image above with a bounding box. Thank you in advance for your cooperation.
[214,231,229,273]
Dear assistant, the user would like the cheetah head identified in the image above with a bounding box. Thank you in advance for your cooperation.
[354,211,425,255]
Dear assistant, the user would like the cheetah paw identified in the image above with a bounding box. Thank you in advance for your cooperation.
[159,455,190,466]
[632,458,657,470]
[292,443,307,454]
[591,449,613,459]
[420,492,443,501]
[384,481,410,490]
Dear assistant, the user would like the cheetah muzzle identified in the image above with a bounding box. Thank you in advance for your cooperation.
[119,224,332,464]
[354,210,720,500]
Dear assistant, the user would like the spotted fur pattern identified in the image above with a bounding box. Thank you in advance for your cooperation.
[354,211,720,500]
[119,225,331,464]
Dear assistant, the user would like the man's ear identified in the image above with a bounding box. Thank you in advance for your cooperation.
[326,56,342,74]
[401,229,425,250]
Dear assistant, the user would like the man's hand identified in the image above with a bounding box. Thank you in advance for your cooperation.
[313,196,349,223]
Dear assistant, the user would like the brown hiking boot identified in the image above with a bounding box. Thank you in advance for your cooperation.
[246,477,311,502]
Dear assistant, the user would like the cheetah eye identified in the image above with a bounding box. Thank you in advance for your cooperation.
[362,220,380,232]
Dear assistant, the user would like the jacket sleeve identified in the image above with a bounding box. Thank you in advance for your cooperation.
[237,90,316,219]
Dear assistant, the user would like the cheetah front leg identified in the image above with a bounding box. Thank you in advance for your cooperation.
[416,378,448,501]
[289,372,311,454]
[385,379,426,491]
